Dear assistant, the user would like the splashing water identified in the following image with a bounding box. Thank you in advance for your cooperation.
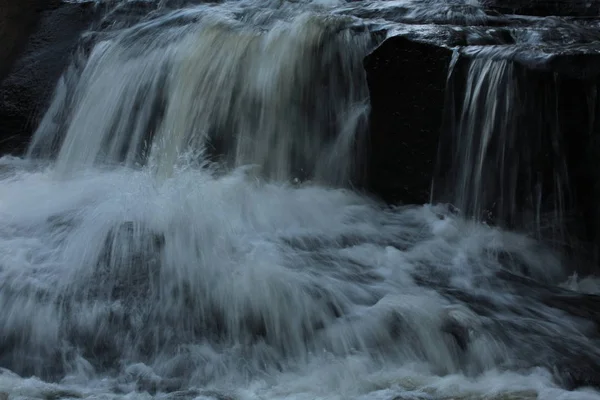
[2,155,600,400]
[2,0,600,399]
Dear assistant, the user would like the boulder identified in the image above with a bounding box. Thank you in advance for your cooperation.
[363,35,453,205]
[555,74,600,267]
[0,1,98,155]
[0,0,47,82]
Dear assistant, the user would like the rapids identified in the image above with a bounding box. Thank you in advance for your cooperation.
[1,0,600,399]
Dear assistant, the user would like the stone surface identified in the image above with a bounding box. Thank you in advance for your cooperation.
[364,35,453,205]
[0,1,98,155]
[0,0,48,82]
[485,0,600,17]
[555,76,600,268]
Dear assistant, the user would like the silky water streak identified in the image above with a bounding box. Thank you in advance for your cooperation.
[432,52,571,244]
[28,9,374,185]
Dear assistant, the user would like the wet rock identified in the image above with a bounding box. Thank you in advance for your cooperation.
[555,76,600,269]
[558,359,600,390]
[504,273,600,332]
[0,0,47,81]
[485,0,600,17]
[49,222,168,372]
[95,221,165,301]
[96,0,171,31]
[0,0,98,155]
[41,388,83,400]
[365,25,600,267]
[124,363,185,394]
[195,391,235,400]
[364,36,453,205]
[444,292,600,389]
[460,45,600,80]
[441,316,471,352]
[169,390,202,399]
[346,2,490,26]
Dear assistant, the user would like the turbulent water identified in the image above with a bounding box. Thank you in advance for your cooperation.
[2,0,600,399]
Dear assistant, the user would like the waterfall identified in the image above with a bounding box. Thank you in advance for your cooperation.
[1,1,600,399]
[28,7,374,185]
[432,52,571,246]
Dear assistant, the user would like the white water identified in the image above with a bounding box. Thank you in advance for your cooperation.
[2,0,600,399]
[2,156,600,400]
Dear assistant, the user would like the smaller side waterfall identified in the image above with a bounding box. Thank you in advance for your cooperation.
[432,52,571,246]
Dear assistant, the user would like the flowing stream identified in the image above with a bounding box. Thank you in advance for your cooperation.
[2,0,600,399]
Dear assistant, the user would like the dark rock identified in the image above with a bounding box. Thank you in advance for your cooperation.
[485,0,600,17]
[95,221,165,301]
[441,317,470,351]
[0,0,48,82]
[420,267,600,390]
[96,0,164,31]
[555,76,600,267]
[494,270,600,324]
[344,2,490,26]
[0,1,98,155]
[364,36,453,205]
[460,45,600,80]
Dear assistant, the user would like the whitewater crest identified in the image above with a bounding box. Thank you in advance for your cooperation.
[2,0,600,400]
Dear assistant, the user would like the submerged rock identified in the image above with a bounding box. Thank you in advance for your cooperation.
[94,221,165,300]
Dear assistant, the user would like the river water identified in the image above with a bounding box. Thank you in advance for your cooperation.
[1,0,600,399]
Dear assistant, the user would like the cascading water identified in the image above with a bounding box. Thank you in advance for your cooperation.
[28,5,373,185]
[432,51,571,244]
[2,1,600,400]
